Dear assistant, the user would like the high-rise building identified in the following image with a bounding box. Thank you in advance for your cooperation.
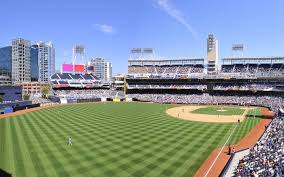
[90,57,112,81]
[0,46,12,85]
[0,46,12,78]
[12,38,31,84]
[33,42,55,82]
[104,62,112,81]
[207,33,218,73]
[31,46,39,82]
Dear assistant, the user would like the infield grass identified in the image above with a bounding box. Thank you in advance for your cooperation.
[0,103,261,177]
[191,106,245,116]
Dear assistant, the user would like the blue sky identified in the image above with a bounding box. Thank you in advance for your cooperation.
[0,0,284,74]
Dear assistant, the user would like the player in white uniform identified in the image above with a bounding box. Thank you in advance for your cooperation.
[68,136,72,146]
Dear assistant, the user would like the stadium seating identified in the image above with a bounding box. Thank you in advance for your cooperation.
[128,65,205,75]
[70,74,83,80]
[220,64,284,76]
[50,73,101,88]
[128,94,283,113]
[234,116,284,177]
[53,89,123,99]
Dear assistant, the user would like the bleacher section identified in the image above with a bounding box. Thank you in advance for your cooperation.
[128,57,284,80]
[128,65,205,75]
[126,57,284,101]
[128,58,205,77]
[51,73,102,89]
[221,57,284,77]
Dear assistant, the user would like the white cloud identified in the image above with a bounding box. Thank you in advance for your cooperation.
[93,24,115,34]
[155,0,197,38]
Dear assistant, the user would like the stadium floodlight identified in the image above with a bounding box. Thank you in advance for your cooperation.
[232,44,244,57]
[130,48,142,54]
[72,45,85,72]
[73,45,85,54]
[142,48,154,54]
[232,44,244,51]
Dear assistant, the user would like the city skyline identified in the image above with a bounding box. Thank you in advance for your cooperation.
[1,0,284,74]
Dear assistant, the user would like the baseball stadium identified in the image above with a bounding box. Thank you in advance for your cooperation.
[1,52,284,177]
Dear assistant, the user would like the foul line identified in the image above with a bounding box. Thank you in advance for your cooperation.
[204,122,239,177]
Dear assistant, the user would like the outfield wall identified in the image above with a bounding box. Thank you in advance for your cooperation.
[0,101,38,115]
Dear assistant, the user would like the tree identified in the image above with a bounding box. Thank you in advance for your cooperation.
[41,86,50,98]
[23,94,30,101]
[0,95,3,103]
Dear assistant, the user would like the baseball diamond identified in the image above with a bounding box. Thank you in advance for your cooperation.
[0,103,261,177]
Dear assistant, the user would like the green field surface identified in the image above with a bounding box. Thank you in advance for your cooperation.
[0,103,261,177]
[191,106,245,116]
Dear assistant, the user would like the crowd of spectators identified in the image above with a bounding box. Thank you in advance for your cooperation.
[128,84,207,90]
[213,84,275,91]
[128,93,283,112]
[234,116,284,177]
[129,64,284,76]
[128,83,277,91]
[30,95,52,105]
[53,89,122,99]
[221,64,284,77]
[128,65,284,79]
[128,65,204,75]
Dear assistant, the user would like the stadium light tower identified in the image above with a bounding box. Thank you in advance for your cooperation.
[232,44,244,57]
[72,45,85,67]
[129,48,155,60]
[130,48,142,59]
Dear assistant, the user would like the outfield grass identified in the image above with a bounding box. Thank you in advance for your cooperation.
[0,103,260,177]
[191,106,245,116]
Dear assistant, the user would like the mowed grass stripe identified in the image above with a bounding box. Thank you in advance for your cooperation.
[118,125,210,176]
[156,123,226,177]
[3,118,16,175]
[38,105,153,176]
[0,103,262,177]
[173,124,232,177]
[37,110,108,176]
[130,123,220,177]
[22,113,63,177]
[26,112,72,177]
[31,111,89,177]
[18,114,54,177]
[0,118,6,169]
[11,117,39,177]
[228,108,260,145]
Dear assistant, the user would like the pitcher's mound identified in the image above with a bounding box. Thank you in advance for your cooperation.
[217,109,227,112]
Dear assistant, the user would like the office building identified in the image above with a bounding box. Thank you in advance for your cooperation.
[104,62,112,81]
[12,38,31,84]
[90,57,112,81]
[0,46,12,85]
[31,46,39,82]
[33,42,55,82]
[21,82,50,95]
